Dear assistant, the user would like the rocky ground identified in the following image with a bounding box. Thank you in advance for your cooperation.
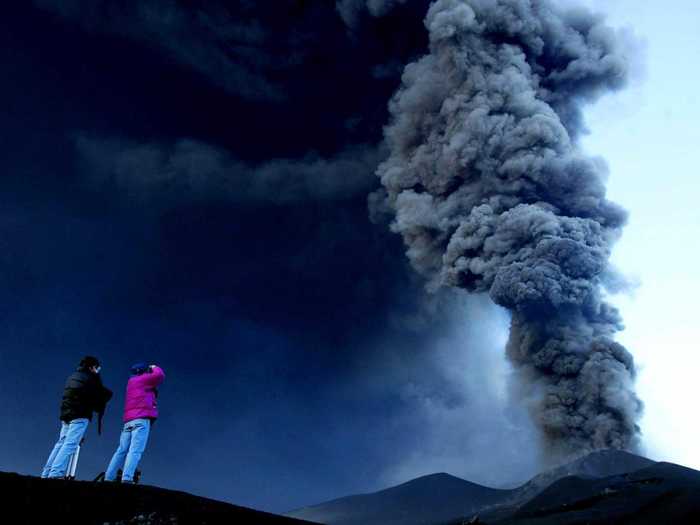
[0,472,319,525]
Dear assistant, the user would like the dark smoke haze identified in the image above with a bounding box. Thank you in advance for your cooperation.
[374,0,642,461]
[1,0,644,511]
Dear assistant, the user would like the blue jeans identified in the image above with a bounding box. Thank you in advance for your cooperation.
[42,418,89,478]
[105,418,151,482]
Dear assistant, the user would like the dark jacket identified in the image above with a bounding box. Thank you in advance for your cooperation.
[60,367,113,424]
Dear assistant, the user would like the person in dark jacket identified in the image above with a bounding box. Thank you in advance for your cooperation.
[41,356,113,478]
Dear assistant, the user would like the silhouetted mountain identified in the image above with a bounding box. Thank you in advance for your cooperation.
[505,449,657,505]
[473,461,700,524]
[288,450,669,525]
[0,472,319,525]
[286,472,507,525]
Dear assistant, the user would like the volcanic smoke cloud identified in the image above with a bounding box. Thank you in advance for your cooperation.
[374,0,642,460]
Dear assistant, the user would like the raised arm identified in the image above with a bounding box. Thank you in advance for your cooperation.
[138,365,165,388]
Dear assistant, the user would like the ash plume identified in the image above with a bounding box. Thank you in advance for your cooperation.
[374,0,642,460]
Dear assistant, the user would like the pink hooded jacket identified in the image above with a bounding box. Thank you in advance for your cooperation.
[123,365,165,422]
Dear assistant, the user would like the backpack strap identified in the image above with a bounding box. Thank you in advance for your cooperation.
[95,386,113,435]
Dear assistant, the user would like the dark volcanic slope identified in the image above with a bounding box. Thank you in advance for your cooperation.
[506,449,656,505]
[287,472,509,525]
[0,472,319,525]
[472,462,700,525]
[288,450,662,525]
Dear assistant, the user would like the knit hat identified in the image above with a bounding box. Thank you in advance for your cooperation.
[80,355,100,369]
[130,362,149,375]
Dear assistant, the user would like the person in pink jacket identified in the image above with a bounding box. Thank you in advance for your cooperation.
[104,363,165,483]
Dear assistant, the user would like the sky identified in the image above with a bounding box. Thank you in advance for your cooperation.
[0,0,698,515]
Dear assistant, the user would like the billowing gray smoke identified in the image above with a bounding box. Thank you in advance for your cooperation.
[374,0,642,460]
